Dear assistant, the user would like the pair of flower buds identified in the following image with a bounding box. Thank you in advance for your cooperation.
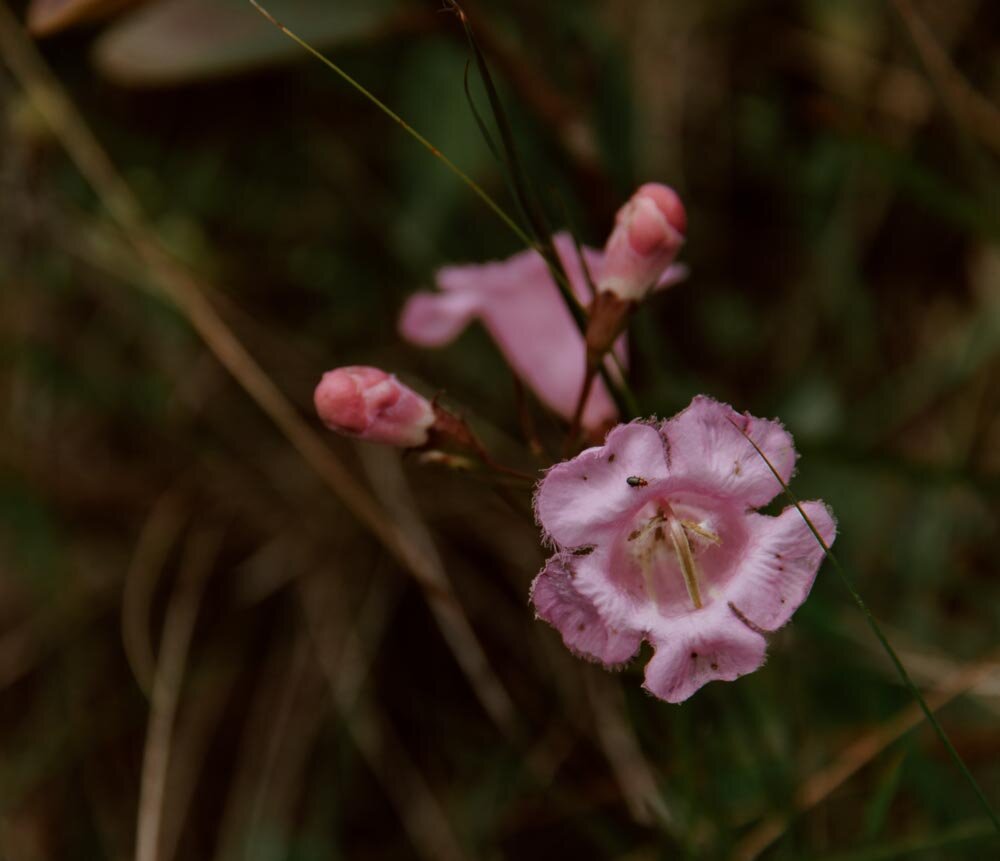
[314,184,835,704]
[315,183,687,444]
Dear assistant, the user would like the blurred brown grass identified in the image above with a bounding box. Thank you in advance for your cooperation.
[1,0,999,859]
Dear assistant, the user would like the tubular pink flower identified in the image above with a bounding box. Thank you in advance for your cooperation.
[597,183,686,302]
[314,366,435,448]
[399,232,684,431]
[531,395,835,703]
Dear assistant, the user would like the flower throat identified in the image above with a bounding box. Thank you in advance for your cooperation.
[627,503,721,610]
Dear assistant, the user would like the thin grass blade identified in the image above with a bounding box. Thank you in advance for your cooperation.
[247,1,535,253]
[731,419,1000,833]
[444,1,586,326]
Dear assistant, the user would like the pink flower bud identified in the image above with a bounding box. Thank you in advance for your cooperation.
[314,366,435,448]
[598,183,686,302]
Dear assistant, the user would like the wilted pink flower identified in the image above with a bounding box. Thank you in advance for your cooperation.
[314,366,435,448]
[531,396,835,703]
[598,183,686,302]
[399,233,684,431]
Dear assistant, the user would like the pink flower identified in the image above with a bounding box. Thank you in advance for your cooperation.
[314,366,435,448]
[598,183,686,302]
[531,396,835,703]
[399,233,684,431]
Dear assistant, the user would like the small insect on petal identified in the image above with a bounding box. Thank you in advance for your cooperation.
[626,475,648,487]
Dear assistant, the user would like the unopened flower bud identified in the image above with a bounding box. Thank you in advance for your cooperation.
[314,366,435,448]
[597,183,686,302]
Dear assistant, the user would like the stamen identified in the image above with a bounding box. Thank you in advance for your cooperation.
[667,517,703,609]
[628,515,664,603]
[627,505,717,611]
[681,519,721,544]
[640,552,659,604]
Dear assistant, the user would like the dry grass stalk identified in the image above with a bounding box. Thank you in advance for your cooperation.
[586,670,677,833]
[891,0,1000,156]
[358,443,519,737]
[159,656,241,861]
[299,574,470,861]
[135,527,221,861]
[732,650,1000,861]
[122,489,188,694]
[214,631,325,860]
[0,0,518,740]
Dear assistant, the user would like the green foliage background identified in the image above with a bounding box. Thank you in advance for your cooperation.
[0,0,998,858]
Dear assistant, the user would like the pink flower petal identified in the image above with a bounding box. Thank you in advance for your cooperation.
[663,395,796,508]
[398,289,483,347]
[535,422,670,549]
[724,501,836,633]
[642,605,767,703]
[399,233,620,430]
[480,287,614,429]
[654,263,689,291]
[531,555,642,666]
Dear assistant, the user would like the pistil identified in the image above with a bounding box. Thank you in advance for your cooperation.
[667,516,703,609]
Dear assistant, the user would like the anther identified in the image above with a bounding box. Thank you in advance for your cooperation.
[680,519,721,544]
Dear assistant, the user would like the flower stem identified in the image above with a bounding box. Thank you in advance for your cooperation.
[566,367,597,453]
[249,0,636,421]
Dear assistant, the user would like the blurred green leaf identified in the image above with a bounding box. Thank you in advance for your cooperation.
[0,477,63,587]
[806,817,998,861]
[863,748,908,840]
[392,38,495,254]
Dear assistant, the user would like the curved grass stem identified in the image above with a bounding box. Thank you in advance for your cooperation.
[248,1,636,420]
[732,420,1000,834]
[248,1,533,251]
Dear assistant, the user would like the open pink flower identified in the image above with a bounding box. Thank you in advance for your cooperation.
[314,366,435,448]
[531,396,835,703]
[598,183,686,302]
[399,233,684,431]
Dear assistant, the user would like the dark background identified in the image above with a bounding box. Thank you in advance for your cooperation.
[0,0,998,858]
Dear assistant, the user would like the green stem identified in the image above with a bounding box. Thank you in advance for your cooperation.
[249,1,636,421]
[249,0,532,251]
[733,421,1000,833]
